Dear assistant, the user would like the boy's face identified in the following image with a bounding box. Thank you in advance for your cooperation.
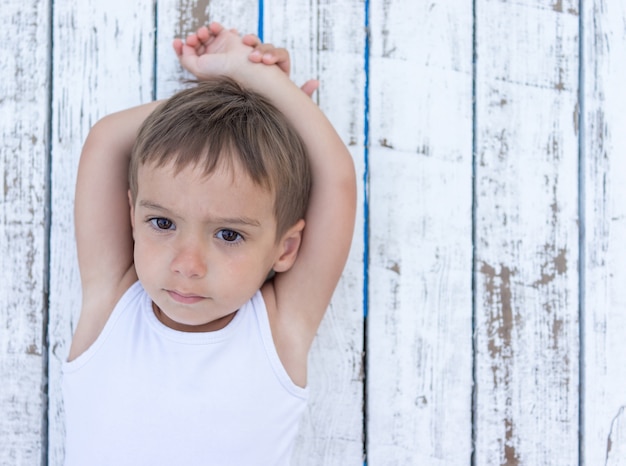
[130,159,284,331]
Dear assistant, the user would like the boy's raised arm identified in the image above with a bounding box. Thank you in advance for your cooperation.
[266,76,357,338]
[176,26,357,346]
[71,102,161,358]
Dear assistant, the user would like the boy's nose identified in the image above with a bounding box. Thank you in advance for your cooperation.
[170,243,207,278]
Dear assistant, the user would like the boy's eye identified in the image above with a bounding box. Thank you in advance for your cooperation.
[217,229,242,243]
[150,218,174,230]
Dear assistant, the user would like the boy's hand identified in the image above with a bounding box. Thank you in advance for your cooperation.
[241,33,291,75]
[241,34,319,96]
[173,22,318,97]
[172,22,243,79]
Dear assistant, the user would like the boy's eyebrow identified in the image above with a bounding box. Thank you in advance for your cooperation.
[214,217,262,227]
[138,200,262,227]
[138,200,172,214]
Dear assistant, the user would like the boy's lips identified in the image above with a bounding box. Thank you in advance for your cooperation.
[167,289,206,304]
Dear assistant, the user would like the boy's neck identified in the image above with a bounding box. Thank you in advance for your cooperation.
[151,302,238,332]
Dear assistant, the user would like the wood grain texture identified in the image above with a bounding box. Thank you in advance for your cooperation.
[367,0,474,464]
[4,1,626,464]
[474,1,580,464]
[582,0,626,464]
[263,1,366,464]
[47,2,154,463]
[0,1,50,464]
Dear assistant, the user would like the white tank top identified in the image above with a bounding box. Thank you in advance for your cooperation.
[63,281,308,466]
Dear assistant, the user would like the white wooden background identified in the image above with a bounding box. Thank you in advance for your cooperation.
[1,0,625,465]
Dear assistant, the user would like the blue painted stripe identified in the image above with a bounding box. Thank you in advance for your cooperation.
[257,0,264,41]
[152,1,158,100]
[362,2,371,465]
[363,0,370,321]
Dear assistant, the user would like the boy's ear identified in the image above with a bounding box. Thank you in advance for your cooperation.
[272,219,305,273]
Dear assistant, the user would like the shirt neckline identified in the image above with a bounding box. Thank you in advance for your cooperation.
[140,285,253,344]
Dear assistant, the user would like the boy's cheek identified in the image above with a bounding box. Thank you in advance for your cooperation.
[133,239,150,269]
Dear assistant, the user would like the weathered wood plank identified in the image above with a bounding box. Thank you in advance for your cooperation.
[474,1,580,464]
[47,2,154,463]
[367,0,474,464]
[582,0,626,464]
[8,2,626,464]
[0,1,50,464]
[263,1,365,464]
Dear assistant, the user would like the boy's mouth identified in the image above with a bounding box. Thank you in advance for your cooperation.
[167,289,206,305]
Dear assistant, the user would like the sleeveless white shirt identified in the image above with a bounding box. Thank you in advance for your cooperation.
[63,281,308,466]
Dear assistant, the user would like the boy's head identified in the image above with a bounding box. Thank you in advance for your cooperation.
[129,77,311,239]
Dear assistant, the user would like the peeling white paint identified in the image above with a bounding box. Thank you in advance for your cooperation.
[2,1,626,465]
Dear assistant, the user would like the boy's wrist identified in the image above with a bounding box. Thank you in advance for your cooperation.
[177,28,302,105]
[232,58,302,103]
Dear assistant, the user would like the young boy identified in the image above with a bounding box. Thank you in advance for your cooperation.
[63,23,356,465]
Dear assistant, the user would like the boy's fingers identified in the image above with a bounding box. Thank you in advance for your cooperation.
[186,33,199,47]
[300,79,319,98]
[248,50,263,63]
[242,33,261,47]
[180,43,200,61]
[261,54,280,65]
[196,26,210,43]
[271,49,291,75]
[172,38,183,56]
[252,43,277,54]
[208,22,224,35]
